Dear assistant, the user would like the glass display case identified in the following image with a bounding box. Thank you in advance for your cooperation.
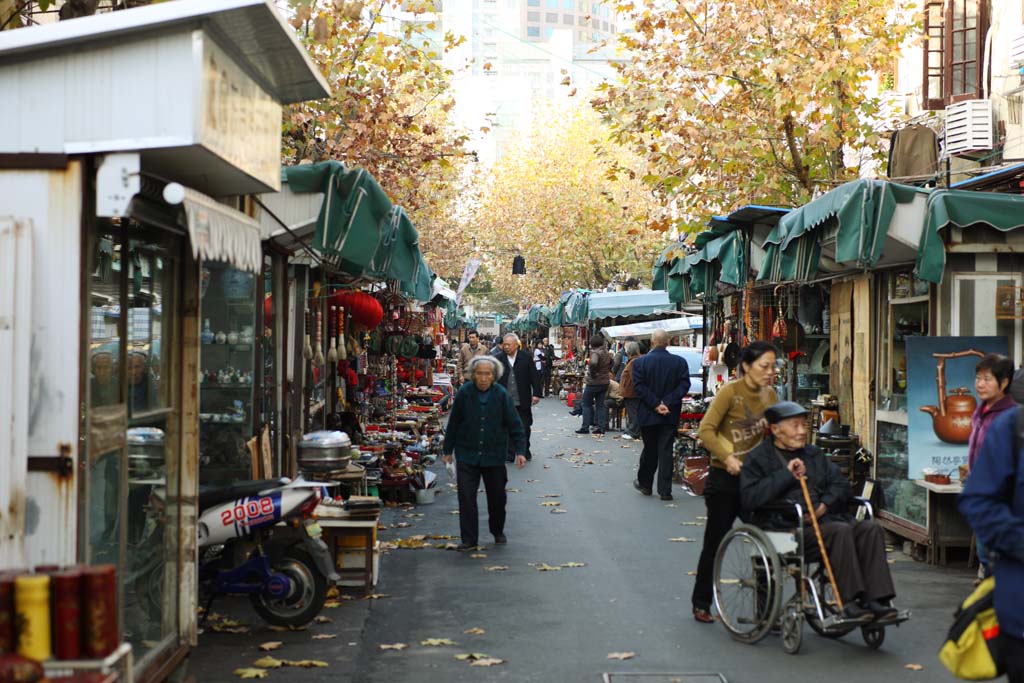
[877,271,929,413]
[199,262,257,485]
[875,420,926,527]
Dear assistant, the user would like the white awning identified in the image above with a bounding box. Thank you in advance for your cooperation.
[183,189,263,273]
[601,316,704,340]
[431,277,457,302]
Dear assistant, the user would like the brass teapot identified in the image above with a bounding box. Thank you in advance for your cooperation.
[919,349,984,444]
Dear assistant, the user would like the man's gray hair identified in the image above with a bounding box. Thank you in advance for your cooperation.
[468,355,503,381]
[502,332,519,344]
[625,341,640,357]
[651,329,670,347]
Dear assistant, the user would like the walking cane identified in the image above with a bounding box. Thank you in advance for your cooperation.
[798,476,844,611]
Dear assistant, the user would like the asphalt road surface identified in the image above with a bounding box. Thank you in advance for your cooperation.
[187,397,972,683]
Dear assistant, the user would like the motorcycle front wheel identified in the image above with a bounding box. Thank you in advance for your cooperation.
[250,546,328,627]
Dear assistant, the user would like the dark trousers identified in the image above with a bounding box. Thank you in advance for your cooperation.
[456,462,507,545]
[624,398,640,437]
[514,405,533,459]
[638,423,677,496]
[804,520,895,603]
[542,370,552,397]
[692,467,742,611]
[1004,635,1024,683]
[581,385,608,431]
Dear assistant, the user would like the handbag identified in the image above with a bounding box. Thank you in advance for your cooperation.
[939,576,1005,680]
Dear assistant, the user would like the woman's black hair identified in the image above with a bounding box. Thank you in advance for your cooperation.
[739,340,778,369]
[976,353,1014,391]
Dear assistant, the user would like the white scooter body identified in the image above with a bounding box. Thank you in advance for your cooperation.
[197,478,323,548]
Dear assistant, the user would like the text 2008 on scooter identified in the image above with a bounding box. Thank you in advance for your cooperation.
[142,477,340,628]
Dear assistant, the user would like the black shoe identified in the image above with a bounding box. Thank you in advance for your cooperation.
[574,428,590,434]
[633,479,652,496]
[841,603,874,622]
[457,543,477,552]
[493,534,507,544]
[569,410,582,416]
[863,600,899,622]
[660,493,673,501]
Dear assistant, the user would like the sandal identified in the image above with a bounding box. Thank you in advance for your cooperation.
[693,607,714,624]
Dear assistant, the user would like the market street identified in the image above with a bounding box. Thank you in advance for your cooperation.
[188,398,973,682]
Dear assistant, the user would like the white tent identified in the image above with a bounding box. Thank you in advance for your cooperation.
[601,316,704,340]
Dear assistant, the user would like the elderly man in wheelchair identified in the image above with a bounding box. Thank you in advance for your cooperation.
[711,401,909,654]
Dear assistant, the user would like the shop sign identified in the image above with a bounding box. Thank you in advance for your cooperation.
[904,336,1008,479]
[996,285,1024,320]
[200,38,283,191]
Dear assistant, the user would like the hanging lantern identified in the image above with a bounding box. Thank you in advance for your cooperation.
[330,290,384,330]
[512,255,526,275]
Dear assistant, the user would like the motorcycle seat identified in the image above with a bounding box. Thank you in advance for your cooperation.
[198,478,289,512]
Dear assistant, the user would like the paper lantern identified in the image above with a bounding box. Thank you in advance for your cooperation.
[330,290,384,330]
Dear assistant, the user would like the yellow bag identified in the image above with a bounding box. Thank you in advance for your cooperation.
[939,576,1006,680]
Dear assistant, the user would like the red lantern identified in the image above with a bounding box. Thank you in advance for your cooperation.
[330,290,384,330]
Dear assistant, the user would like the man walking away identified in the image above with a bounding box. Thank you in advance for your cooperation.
[576,336,614,435]
[456,330,488,388]
[618,342,642,440]
[631,330,690,500]
[495,333,542,461]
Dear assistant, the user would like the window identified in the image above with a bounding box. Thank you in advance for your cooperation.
[528,0,540,5]
[546,0,558,7]
[563,13,573,24]
[546,11,558,21]
[527,25,540,36]
[544,26,555,38]
[921,0,988,110]
[578,15,587,25]
[527,10,539,20]
[563,0,573,7]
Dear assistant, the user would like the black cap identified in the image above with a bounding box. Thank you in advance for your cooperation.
[765,401,809,424]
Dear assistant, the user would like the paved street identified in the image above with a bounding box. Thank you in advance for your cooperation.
[188,397,972,682]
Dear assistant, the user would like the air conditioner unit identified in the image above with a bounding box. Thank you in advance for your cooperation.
[1011,25,1024,67]
[944,99,993,156]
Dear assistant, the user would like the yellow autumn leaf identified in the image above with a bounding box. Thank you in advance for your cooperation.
[535,563,562,572]
[484,565,509,571]
[470,657,506,667]
[454,652,491,661]
[905,664,925,671]
[285,660,329,668]
[668,537,695,542]
[234,668,268,679]
[561,562,586,568]
[421,638,457,646]
[312,634,336,640]
[252,657,284,669]
[258,641,282,652]
[379,643,408,651]
[607,652,636,660]
[464,627,486,635]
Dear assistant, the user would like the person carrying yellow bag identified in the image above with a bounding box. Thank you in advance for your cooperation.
[955,371,1024,682]
[940,576,1005,679]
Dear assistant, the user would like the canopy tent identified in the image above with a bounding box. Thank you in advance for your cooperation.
[652,240,688,292]
[561,289,591,325]
[916,189,1024,282]
[588,289,672,320]
[601,316,704,340]
[757,179,927,283]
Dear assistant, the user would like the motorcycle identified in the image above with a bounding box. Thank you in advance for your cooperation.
[138,477,339,628]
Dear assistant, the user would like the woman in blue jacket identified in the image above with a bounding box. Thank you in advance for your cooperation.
[443,355,527,551]
[959,395,1024,682]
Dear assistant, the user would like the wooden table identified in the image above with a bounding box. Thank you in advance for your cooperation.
[913,479,973,566]
[316,506,381,592]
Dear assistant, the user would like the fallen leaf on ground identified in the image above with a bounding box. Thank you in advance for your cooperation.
[607,652,636,660]
[286,660,328,668]
[396,536,430,549]
[449,510,461,515]
[696,516,708,520]
[454,653,491,661]
[258,641,283,652]
[312,634,336,640]
[428,534,457,540]
[536,563,562,572]
[211,623,250,634]
[402,513,426,518]
[506,488,521,493]
[252,657,284,669]
[668,537,695,542]
[326,587,340,599]
[471,658,506,667]
[470,553,488,559]
[485,565,509,571]
[313,615,332,624]
[561,562,586,568]
[379,643,408,651]
[551,508,568,514]
[438,543,460,550]
[464,627,486,635]
[543,464,551,469]
[526,479,540,483]
[540,501,560,507]
[680,521,704,526]
[540,493,561,498]
[396,522,412,528]
[687,570,697,576]
[905,664,924,671]
[664,503,679,508]
[365,593,390,600]
[421,638,457,646]
[323,600,342,608]
[593,489,607,493]
[234,668,268,679]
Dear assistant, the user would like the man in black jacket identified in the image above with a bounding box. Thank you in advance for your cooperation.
[740,401,897,622]
[495,333,542,461]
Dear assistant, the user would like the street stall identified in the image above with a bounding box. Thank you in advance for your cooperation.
[0,0,329,678]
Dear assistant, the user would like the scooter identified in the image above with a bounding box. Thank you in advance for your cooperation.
[139,477,339,628]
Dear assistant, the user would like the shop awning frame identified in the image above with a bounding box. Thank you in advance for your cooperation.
[182,188,263,273]
[588,289,672,320]
[601,316,704,340]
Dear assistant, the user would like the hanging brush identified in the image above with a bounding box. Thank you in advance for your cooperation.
[338,306,348,360]
[328,305,339,364]
[303,309,313,361]
[313,308,325,367]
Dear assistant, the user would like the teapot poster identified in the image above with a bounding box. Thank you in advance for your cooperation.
[905,336,1008,479]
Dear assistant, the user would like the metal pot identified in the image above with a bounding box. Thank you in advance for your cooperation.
[128,427,165,477]
[298,430,353,472]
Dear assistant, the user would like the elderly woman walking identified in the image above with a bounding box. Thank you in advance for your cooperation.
[443,355,527,550]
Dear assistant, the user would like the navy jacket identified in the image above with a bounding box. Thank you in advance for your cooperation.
[443,383,526,467]
[959,407,1024,640]
[631,348,691,427]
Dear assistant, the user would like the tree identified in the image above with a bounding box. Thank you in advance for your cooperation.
[469,103,664,304]
[592,0,916,231]
[283,0,473,281]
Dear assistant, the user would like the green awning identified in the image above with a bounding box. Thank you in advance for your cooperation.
[562,290,590,325]
[399,251,434,302]
[917,189,1024,283]
[588,289,671,320]
[663,230,746,303]
[757,179,925,283]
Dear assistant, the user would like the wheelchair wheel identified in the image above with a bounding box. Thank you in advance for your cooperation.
[805,572,855,639]
[781,596,803,655]
[862,626,885,650]
[713,525,784,644]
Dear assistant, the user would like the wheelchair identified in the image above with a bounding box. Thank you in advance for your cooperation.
[712,498,910,654]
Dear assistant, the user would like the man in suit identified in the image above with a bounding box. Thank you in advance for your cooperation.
[631,329,691,500]
[495,333,542,461]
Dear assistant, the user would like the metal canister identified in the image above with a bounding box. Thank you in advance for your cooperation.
[14,574,51,661]
[297,430,354,472]
[52,569,83,660]
[82,565,118,658]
